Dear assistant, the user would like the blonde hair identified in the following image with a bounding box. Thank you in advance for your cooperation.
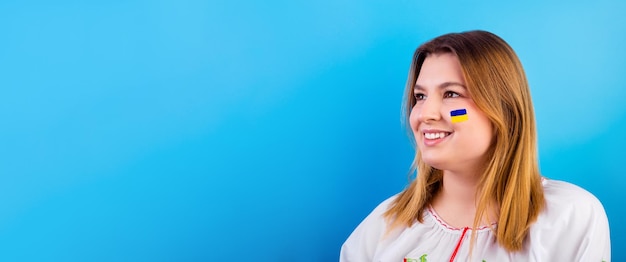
[383,30,545,252]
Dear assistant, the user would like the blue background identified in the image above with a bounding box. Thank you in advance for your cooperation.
[1,0,624,261]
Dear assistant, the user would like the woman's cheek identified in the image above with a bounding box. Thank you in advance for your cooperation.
[409,106,420,130]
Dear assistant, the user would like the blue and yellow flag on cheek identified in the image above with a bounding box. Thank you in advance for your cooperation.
[450,109,468,123]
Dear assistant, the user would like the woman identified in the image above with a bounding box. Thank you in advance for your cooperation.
[340,30,610,261]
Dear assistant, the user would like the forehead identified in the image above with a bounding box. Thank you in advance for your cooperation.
[415,53,465,88]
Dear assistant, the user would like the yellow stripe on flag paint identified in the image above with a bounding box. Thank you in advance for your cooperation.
[451,114,468,123]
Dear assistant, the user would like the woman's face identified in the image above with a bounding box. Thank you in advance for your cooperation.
[409,53,494,173]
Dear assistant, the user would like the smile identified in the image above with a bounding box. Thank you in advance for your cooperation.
[424,132,451,140]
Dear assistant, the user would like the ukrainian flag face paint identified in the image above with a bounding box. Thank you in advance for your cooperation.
[450,109,468,123]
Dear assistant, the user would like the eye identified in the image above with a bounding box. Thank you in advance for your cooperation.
[443,91,460,98]
[413,92,426,100]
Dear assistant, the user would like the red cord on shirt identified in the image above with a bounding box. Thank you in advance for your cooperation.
[449,227,469,262]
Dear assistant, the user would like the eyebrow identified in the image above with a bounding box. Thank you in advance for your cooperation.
[413,82,467,91]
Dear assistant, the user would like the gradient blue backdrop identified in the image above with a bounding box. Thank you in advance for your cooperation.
[1,0,624,261]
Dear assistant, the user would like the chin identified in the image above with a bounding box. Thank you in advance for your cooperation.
[421,156,447,170]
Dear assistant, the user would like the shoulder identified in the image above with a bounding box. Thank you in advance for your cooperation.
[529,179,611,260]
[346,194,398,230]
[367,194,398,218]
[345,194,398,237]
[340,194,398,262]
[541,179,606,217]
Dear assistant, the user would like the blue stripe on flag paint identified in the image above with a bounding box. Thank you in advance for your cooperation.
[450,109,467,116]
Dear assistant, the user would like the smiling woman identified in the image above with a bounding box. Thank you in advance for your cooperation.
[340,30,611,261]
[410,53,494,174]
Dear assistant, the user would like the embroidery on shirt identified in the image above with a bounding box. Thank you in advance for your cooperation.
[403,254,427,262]
[404,254,488,262]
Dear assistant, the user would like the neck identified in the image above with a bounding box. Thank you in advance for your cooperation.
[430,169,487,228]
[438,169,481,207]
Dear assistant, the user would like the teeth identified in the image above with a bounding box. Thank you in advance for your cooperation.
[425,132,447,139]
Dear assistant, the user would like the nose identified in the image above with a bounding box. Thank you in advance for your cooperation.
[416,96,442,123]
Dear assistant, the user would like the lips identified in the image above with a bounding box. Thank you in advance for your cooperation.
[421,130,452,146]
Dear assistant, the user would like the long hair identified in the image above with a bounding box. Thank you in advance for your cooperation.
[383,30,545,252]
